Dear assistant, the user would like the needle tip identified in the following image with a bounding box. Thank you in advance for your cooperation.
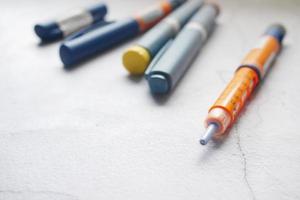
[200,139,208,145]
[200,123,219,146]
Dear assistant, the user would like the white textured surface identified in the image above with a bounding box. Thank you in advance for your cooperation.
[0,0,300,199]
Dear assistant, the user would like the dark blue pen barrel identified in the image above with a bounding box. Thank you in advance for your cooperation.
[265,24,286,44]
[60,19,140,66]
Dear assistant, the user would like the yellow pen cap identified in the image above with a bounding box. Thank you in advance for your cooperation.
[122,46,151,75]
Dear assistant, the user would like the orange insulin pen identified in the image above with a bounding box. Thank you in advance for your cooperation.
[200,24,286,145]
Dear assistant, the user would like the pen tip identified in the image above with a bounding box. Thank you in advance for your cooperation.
[200,123,219,146]
[200,139,207,145]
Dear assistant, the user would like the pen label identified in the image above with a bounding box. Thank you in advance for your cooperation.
[254,36,279,77]
[164,18,180,34]
[58,10,93,36]
[136,5,165,30]
[186,22,208,41]
[243,36,279,78]
[141,6,165,24]
[254,36,269,49]
[262,52,277,77]
[135,1,172,32]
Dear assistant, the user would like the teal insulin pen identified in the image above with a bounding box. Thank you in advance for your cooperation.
[146,3,220,94]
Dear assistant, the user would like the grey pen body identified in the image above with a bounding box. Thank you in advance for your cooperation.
[148,4,218,94]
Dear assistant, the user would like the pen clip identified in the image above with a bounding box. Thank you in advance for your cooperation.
[145,39,174,79]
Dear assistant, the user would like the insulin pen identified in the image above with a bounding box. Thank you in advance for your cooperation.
[146,3,219,94]
[200,24,286,145]
[123,0,203,75]
[59,0,186,67]
[34,3,107,42]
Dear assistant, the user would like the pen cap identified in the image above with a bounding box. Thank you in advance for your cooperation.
[34,22,63,42]
[87,3,108,22]
[145,39,174,79]
[264,24,286,44]
[34,3,107,42]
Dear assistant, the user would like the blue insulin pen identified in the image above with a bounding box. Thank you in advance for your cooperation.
[146,3,220,94]
[34,3,107,42]
[59,0,186,67]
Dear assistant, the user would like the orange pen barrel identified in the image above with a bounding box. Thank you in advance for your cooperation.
[200,24,286,145]
[206,67,259,136]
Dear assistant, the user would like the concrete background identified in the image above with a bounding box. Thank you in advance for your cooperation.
[0,0,300,199]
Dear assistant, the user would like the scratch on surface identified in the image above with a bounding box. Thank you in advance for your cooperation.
[0,190,79,200]
[234,125,256,200]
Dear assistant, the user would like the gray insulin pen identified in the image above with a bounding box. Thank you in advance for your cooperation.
[146,3,220,94]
